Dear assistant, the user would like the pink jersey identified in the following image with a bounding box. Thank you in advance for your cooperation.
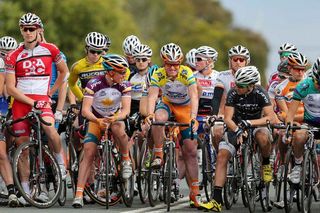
[5,42,62,98]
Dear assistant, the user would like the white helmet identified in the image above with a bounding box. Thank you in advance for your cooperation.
[85,32,108,50]
[235,66,260,85]
[19,13,42,27]
[287,52,308,68]
[0,36,18,51]
[185,48,197,69]
[132,44,152,58]
[278,43,297,54]
[228,45,250,63]
[104,34,112,51]
[160,43,183,64]
[122,35,141,55]
[312,57,320,82]
[196,46,218,62]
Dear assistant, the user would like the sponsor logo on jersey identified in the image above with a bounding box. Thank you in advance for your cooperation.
[198,79,212,87]
[23,58,46,75]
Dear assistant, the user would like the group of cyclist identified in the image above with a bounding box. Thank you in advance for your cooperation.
[0,12,319,212]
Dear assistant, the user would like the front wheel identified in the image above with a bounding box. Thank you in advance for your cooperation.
[301,150,314,213]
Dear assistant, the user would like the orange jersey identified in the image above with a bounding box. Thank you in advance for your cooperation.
[275,79,304,117]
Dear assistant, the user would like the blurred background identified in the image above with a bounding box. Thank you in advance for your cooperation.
[1,0,318,85]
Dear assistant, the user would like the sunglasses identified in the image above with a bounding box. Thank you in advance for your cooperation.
[196,57,207,62]
[292,67,306,72]
[232,57,246,63]
[89,49,103,55]
[0,51,7,58]
[164,63,180,69]
[135,58,148,62]
[22,27,37,32]
[278,74,287,80]
[235,83,249,88]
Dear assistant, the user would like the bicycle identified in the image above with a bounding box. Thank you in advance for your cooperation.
[148,120,194,211]
[8,108,63,208]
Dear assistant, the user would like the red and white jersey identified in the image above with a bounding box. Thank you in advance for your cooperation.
[5,42,63,96]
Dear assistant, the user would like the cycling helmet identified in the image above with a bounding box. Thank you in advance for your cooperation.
[278,43,297,54]
[104,34,112,51]
[235,66,260,85]
[312,57,320,82]
[102,54,129,72]
[160,43,184,64]
[132,44,152,58]
[287,52,308,68]
[122,35,141,55]
[277,59,290,74]
[85,32,108,50]
[196,46,218,62]
[19,13,42,27]
[228,45,250,63]
[146,65,159,87]
[185,48,197,69]
[0,36,18,51]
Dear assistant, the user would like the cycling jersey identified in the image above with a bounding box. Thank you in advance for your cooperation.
[150,65,195,105]
[266,72,278,91]
[226,85,271,123]
[5,42,63,98]
[68,57,106,101]
[275,78,304,117]
[50,52,67,99]
[142,65,159,97]
[0,58,4,73]
[215,70,235,95]
[293,77,320,125]
[84,75,131,118]
[130,72,146,101]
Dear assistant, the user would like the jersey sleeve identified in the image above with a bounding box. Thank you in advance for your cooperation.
[257,86,272,107]
[4,52,16,74]
[68,62,84,101]
[44,43,63,64]
[83,78,98,98]
[0,58,4,73]
[293,78,309,101]
[150,69,162,88]
[225,89,236,106]
[121,81,132,97]
[183,67,196,86]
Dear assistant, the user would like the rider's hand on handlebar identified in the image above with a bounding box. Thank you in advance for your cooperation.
[238,120,251,130]
[190,118,199,133]
[97,118,109,130]
[34,100,50,109]
[144,114,155,126]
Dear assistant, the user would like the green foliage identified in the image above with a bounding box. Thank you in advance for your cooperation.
[0,0,268,83]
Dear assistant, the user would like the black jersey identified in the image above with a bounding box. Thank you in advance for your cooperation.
[226,85,271,123]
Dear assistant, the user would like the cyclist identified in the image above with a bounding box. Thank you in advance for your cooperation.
[211,45,252,150]
[122,35,141,79]
[5,12,68,204]
[267,42,297,89]
[0,35,19,207]
[185,48,197,71]
[200,66,275,212]
[145,43,204,207]
[72,54,132,208]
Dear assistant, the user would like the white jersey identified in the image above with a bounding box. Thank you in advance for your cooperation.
[130,72,147,101]
[216,70,235,95]
[0,58,4,73]
[194,70,219,99]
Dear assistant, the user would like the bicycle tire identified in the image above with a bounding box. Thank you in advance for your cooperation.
[202,140,214,202]
[13,142,62,208]
[68,141,78,196]
[243,144,257,213]
[283,146,295,213]
[224,157,236,209]
[301,149,313,213]
[57,179,67,206]
[105,141,110,209]
[163,141,174,212]
[137,138,149,204]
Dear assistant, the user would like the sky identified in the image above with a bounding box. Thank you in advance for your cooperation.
[220,0,320,79]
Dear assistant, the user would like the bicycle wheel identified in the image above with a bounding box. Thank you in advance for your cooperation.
[148,150,161,207]
[13,142,62,208]
[57,179,66,206]
[163,142,174,212]
[202,140,215,202]
[224,157,236,209]
[243,144,257,213]
[137,138,150,204]
[283,146,295,213]
[120,150,135,207]
[104,141,111,209]
[68,138,78,196]
[271,150,284,208]
[301,149,313,213]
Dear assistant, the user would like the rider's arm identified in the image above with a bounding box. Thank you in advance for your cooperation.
[117,97,131,120]
[68,64,83,101]
[56,81,67,112]
[6,73,35,106]
[189,83,199,119]
[139,95,148,117]
[224,105,237,131]
[211,86,224,115]
[147,86,159,115]
[81,96,98,123]
[249,105,277,126]
[49,60,68,97]
[285,99,301,125]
